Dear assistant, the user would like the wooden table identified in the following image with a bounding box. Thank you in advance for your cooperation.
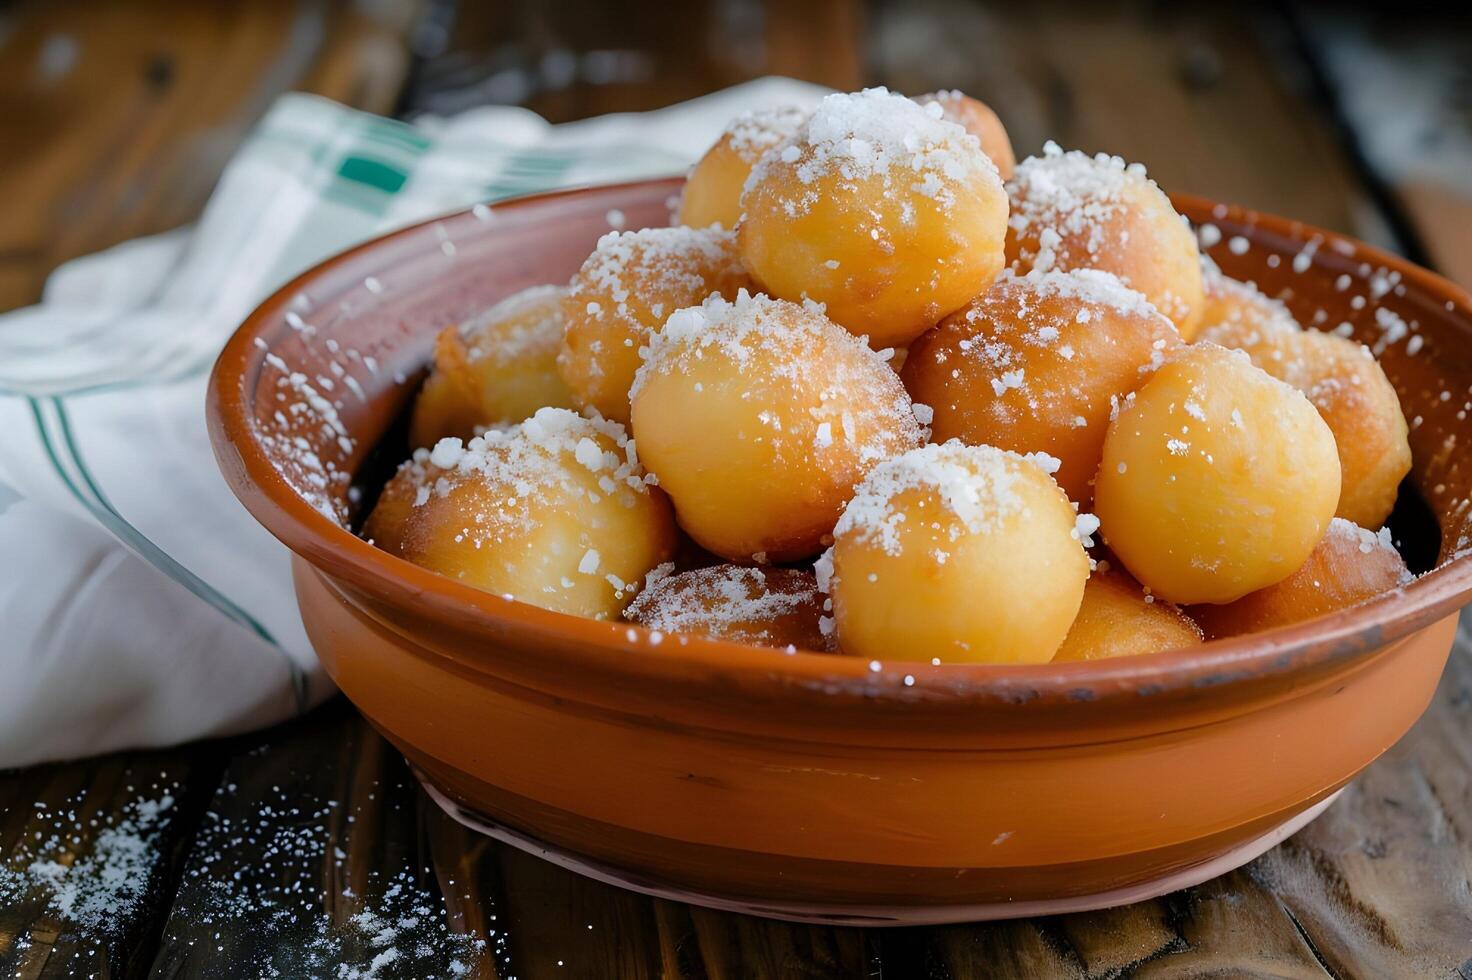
[2,2,1471,976]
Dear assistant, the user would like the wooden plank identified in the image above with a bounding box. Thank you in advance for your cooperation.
[0,748,221,980]
[1128,873,1335,979]
[876,919,1084,978]
[674,903,874,979]
[866,0,1393,249]
[0,0,416,312]
[1246,615,1472,978]
[403,0,865,126]
[149,702,501,978]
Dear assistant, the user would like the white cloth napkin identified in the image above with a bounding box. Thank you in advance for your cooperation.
[0,78,829,768]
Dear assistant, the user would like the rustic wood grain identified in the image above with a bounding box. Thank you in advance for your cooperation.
[0,0,416,312]
[149,702,502,979]
[1245,613,1472,978]
[402,0,863,124]
[867,0,1396,251]
[0,748,221,980]
[1,2,1471,978]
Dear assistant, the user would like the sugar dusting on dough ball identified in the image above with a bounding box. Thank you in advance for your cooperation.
[679,105,810,230]
[1198,266,1302,358]
[365,408,676,619]
[826,441,1090,664]
[630,291,925,562]
[1006,142,1204,338]
[558,226,751,423]
[915,89,1016,179]
[625,564,828,650]
[902,269,1180,505]
[739,87,1009,348]
[410,284,575,448]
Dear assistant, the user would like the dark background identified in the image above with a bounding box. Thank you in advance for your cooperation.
[1,0,1469,316]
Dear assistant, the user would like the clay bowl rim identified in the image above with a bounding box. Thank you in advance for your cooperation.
[209,176,1472,709]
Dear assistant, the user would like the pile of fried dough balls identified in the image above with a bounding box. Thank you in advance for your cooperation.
[368,87,1416,665]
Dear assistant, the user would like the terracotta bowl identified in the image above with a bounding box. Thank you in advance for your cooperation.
[209,176,1472,924]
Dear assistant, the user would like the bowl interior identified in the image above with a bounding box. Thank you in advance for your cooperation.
[211,177,1472,687]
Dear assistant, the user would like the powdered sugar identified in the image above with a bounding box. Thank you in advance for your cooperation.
[1323,516,1410,581]
[387,408,652,551]
[833,442,1036,556]
[1073,512,1101,547]
[625,565,825,648]
[459,284,566,365]
[1199,266,1302,340]
[929,270,1173,427]
[259,352,358,522]
[743,87,996,217]
[1017,268,1163,320]
[1007,141,1153,267]
[722,104,810,161]
[569,225,744,332]
[0,783,177,937]
[631,291,923,463]
[157,769,492,976]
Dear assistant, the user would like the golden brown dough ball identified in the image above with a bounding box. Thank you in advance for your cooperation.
[901,269,1179,505]
[409,285,575,448]
[1005,143,1204,338]
[364,408,676,619]
[915,90,1016,179]
[678,105,810,230]
[824,442,1091,664]
[1297,334,1412,528]
[1197,268,1302,361]
[1189,518,1412,639]
[739,88,1008,349]
[558,226,751,423]
[624,565,828,651]
[1199,270,1411,529]
[1094,343,1341,605]
[1052,564,1202,662]
[629,292,925,563]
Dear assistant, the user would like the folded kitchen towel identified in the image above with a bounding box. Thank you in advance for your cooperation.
[0,78,828,768]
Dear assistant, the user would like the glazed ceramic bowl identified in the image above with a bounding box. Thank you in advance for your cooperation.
[209,177,1472,924]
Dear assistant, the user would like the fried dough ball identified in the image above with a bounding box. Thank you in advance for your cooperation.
[1190,518,1412,639]
[916,90,1015,179]
[1197,268,1302,364]
[629,292,925,563]
[624,565,828,650]
[678,105,809,230]
[1006,143,1204,338]
[1199,271,1411,528]
[409,285,575,448]
[739,88,1008,349]
[1052,565,1202,662]
[1094,343,1341,605]
[1299,335,1412,528]
[824,442,1090,664]
[364,408,676,619]
[558,226,751,423]
[901,269,1179,505]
